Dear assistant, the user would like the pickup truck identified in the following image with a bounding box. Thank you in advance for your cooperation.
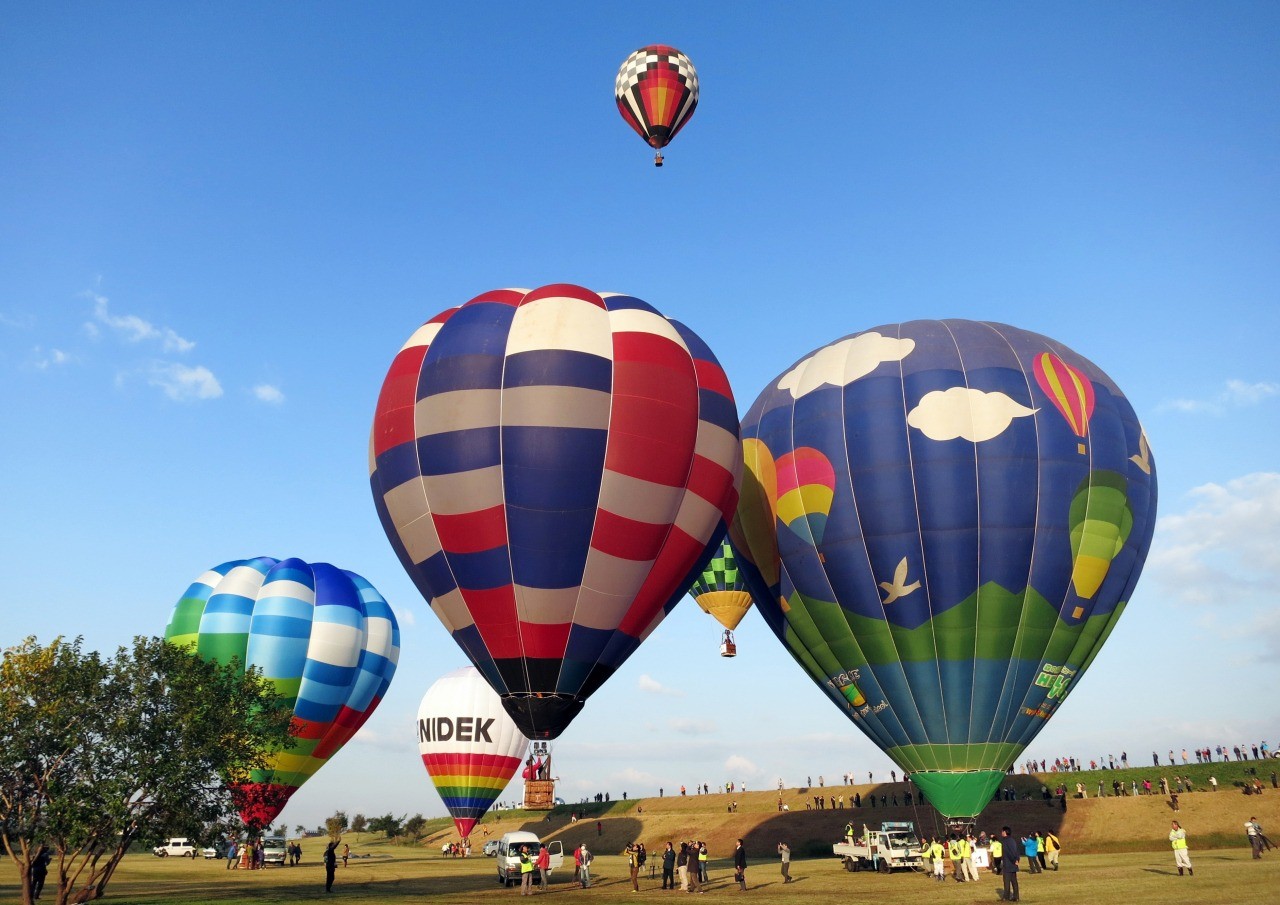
[153,838,196,858]
[495,832,564,886]
[832,821,923,873]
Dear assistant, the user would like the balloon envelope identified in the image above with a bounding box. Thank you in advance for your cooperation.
[165,557,400,828]
[370,284,740,738]
[615,45,699,151]
[417,667,528,839]
[730,320,1157,817]
[687,539,754,633]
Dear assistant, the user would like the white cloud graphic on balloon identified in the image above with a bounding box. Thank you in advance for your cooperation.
[778,332,916,399]
[907,387,1038,442]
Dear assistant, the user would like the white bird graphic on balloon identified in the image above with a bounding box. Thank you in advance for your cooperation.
[879,558,921,604]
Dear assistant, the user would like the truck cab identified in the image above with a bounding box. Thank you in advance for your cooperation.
[496,831,564,886]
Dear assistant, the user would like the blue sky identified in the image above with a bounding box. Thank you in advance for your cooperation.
[2,2,1278,831]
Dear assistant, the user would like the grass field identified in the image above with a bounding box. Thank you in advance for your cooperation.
[4,758,1276,904]
[5,839,1277,905]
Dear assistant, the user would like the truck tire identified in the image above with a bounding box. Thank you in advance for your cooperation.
[843,856,856,872]
[878,858,891,874]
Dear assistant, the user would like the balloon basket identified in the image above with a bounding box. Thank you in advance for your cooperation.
[654,152,664,167]
[719,630,737,658]
[524,779,555,810]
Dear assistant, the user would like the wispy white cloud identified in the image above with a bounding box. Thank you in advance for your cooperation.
[638,674,683,696]
[252,383,285,405]
[87,292,195,353]
[1146,472,1280,659]
[30,346,72,369]
[1160,379,1279,415]
[669,718,717,735]
[725,754,762,777]
[147,362,223,401]
[1,311,36,329]
[612,767,657,786]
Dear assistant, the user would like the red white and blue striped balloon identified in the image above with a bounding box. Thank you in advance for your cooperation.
[370,285,740,738]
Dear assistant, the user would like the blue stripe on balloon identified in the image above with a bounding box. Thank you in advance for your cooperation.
[696,387,739,435]
[417,428,501,476]
[502,458,606,511]
[426,302,516,359]
[372,442,425,492]
[417,549,459,594]
[600,293,657,313]
[446,546,513,590]
[249,612,313,639]
[420,352,507,393]
[502,349,612,392]
[502,425,607,473]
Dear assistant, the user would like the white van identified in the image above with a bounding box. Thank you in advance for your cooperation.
[153,838,196,858]
[495,831,563,886]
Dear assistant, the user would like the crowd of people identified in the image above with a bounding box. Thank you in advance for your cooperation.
[1018,741,1272,775]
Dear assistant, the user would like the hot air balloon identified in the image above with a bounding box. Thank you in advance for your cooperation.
[615,44,699,167]
[687,539,756,657]
[370,284,740,738]
[165,557,400,828]
[1033,351,1095,455]
[417,667,528,839]
[730,321,1156,818]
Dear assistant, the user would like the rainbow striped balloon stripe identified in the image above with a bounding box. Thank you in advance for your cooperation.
[372,285,740,738]
[165,557,400,826]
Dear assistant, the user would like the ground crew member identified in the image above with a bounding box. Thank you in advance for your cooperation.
[1035,832,1046,870]
[962,839,977,880]
[948,834,965,882]
[929,838,945,882]
[1169,821,1193,876]
[844,822,854,842]
[990,834,1003,876]
[1044,830,1060,870]
[697,842,708,883]
[519,845,534,896]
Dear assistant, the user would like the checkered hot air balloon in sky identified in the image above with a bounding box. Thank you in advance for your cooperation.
[729,320,1157,819]
[370,284,741,739]
[686,538,757,656]
[417,667,528,840]
[165,557,400,828]
[615,44,698,167]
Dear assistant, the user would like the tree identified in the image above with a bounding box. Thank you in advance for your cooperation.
[0,636,294,905]
[403,814,427,841]
[350,814,367,834]
[295,825,308,838]
[366,813,404,839]
[324,810,349,839]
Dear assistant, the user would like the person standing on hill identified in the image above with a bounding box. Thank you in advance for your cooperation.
[1169,821,1193,876]
[733,839,748,891]
[999,828,1020,901]
[778,842,792,883]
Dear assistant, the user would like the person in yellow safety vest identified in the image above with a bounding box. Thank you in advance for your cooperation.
[519,845,534,896]
[948,835,965,882]
[960,835,978,882]
[990,835,1003,877]
[928,838,946,882]
[1043,830,1061,871]
[1169,821,1193,876]
[1035,832,1046,871]
[697,842,709,883]
[844,822,854,843]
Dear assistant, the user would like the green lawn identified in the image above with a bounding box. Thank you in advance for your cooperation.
[7,834,1277,905]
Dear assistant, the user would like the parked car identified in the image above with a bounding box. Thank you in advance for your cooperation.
[153,838,196,858]
[201,844,224,860]
[483,839,501,857]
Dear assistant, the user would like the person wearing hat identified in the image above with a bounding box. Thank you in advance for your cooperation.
[1169,821,1193,877]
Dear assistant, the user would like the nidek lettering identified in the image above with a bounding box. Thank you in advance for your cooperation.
[418,716,496,744]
